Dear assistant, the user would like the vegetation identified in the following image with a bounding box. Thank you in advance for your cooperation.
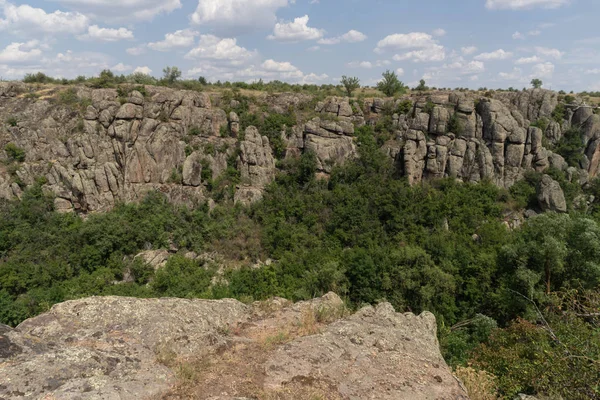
[376,70,407,97]
[415,79,429,91]
[163,66,182,85]
[4,143,25,162]
[531,79,543,89]
[555,127,584,167]
[341,76,360,97]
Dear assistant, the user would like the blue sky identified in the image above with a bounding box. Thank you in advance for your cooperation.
[0,0,599,91]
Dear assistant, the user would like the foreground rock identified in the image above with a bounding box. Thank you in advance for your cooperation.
[0,294,468,399]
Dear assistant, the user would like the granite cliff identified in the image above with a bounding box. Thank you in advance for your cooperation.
[0,82,596,212]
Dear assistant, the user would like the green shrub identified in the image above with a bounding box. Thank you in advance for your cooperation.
[4,143,25,162]
[555,127,584,167]
[6,116,18,127]
[531,118,549,132]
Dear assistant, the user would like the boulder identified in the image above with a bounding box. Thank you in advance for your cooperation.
[537,174,567,212]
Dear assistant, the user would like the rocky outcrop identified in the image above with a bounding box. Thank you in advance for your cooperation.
[235,126,276,204]
[1,83,596,211]
[0,294,468,399]
[537,174,567,212]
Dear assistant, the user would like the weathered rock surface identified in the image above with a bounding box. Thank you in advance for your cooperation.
[1,83,594,211]
[0,296,249,399]
[537,174,567,212]
[0,294,468,400]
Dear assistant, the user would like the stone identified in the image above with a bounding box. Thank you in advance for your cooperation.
[537,174,567,212]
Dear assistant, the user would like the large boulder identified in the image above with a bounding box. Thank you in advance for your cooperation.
[537,174,567,212]
[0,295,468,399]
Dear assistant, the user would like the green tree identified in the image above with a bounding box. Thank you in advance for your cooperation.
[162,66,182,84]
[531,78,543,89]
[341,76,360,97]
[415,79,428,91]
[376,70,407,97]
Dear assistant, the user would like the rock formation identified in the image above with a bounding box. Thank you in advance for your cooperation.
[1,82,596,211]
[0,294,468,399]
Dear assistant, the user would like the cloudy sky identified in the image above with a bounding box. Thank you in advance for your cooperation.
[0,0,599,91]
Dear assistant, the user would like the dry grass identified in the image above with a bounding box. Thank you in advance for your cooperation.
[454,366,499,400]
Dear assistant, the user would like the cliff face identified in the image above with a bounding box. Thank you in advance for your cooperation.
[0,82,597,212]
[0,294,468,399]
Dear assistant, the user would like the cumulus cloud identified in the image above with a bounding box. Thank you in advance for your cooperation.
[127,46,146,56]
[474,49,513,60]
[375,32,438,52]
[376,32,445,62]
[485,0,570,10]
[512,31,525,40]
[432,28,446,37]
[515,55,543,64]
[133,66,152,75]
[461,46,478,55]
[185,35,257,65]
[111,63,132,72]
[535,46,563,59]
[318,30,367,45]
[392,45,446,63]
[0,1,89,34]
[50,0,181,22]
[268,15,324,42]
[0,41,43,63]
[347,61,373,68]
[532,61,555,78]
[148,29,198,51]
[78,25,134,42]
[191,0,289,35]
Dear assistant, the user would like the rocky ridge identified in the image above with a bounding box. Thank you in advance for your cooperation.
[1,82,597,212]
[0,293,468,399]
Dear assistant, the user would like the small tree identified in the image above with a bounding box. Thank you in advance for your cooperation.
[198,76,208,85]
[341,76,360,97]
[163,66,182,84]
[531,78,543,89]
[415,79,428,91]
[376,70,407,97]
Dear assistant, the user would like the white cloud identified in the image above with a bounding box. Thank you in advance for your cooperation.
[191,0,289,34]
[185,35,257,66]
[268,15,324,42]
[529,30,541,36]
[515,55,543,64]
[485,0,570,10]
[393,44,446,63]
[535,46,563,59]
[499,67,524,81]
[0,41,42,63]
[461,46,478,55]
[148,29,198,51]
[375,32,438,52]
[78,25,134,42]
[133,66,152,75]
[318,30,367,45]
[262,59,300,73]
[396,68,405,76]
[127,46,146,56]
[474,49,513,60]
[111,63,132,72]
[307,46,320,52]
[0,1,89,34]
[532,61,555,78]
[300,73,329,84]
[432,28,446,37]
[347,61,373,68]
[50,0,181,22]
[512,31,525,40]
[444,59,486,74]
[585,68,600,75]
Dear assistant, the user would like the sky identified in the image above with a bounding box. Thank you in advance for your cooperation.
[1,0,600,91]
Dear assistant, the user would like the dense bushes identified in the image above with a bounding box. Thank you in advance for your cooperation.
[0,143,599,398]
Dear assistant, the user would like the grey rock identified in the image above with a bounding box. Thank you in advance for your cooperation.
[537,174,567,212]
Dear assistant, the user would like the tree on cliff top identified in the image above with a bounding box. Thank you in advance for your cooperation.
[377,70,407,97]
[162,66,182,84]
[341,76,360,97]
[531,78,543,89]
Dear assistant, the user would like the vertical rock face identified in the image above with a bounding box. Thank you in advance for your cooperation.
[0,84,595,210]
[0,84,228,212]
[235,126,276,204]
